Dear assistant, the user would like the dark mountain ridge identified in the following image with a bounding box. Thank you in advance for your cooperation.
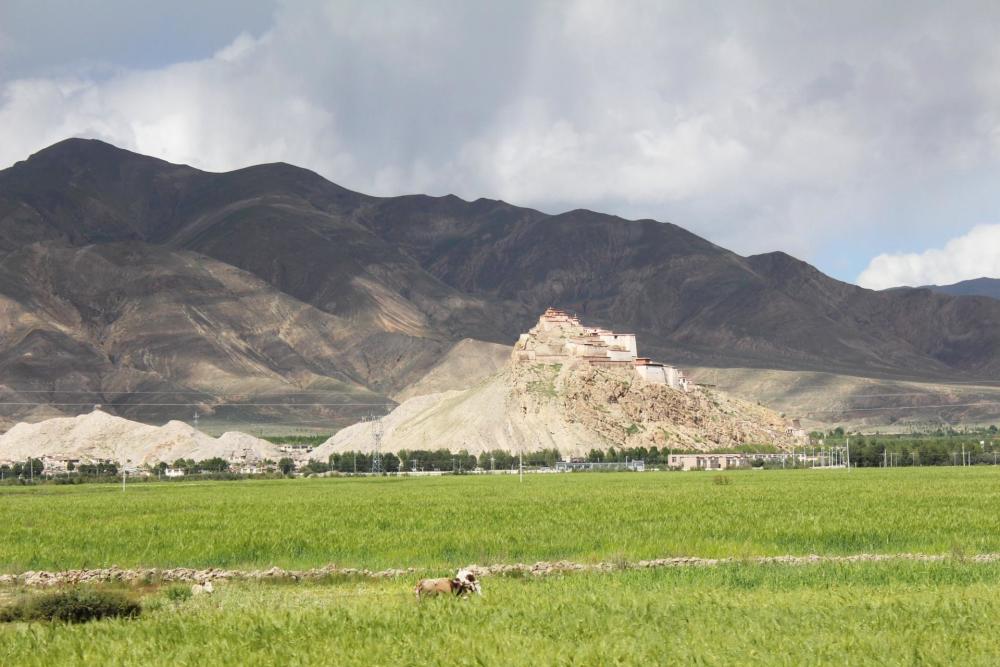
[0,138,997,426]
[924,277,1000,300]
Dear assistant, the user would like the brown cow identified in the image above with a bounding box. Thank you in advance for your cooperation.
[414,569,481,601]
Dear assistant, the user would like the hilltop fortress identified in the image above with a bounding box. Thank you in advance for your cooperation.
[513,308,690,391]
[315,308,802,457]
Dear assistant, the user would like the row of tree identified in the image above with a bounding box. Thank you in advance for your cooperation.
[0,459,44,479]
[819,425,999,439]
[10,433,1000,482]
[845,436,1000,467]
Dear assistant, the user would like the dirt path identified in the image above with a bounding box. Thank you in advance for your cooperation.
[4,552,1000,588]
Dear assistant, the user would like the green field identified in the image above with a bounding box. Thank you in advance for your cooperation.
[4,468,1000,665]
[2,468,1000,572]
[3,561,1000,666]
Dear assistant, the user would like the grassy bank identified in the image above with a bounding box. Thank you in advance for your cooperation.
[3,561,1000,665]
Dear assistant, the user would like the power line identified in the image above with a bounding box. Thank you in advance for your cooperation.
[832,390,1000,399]
[802,401,1000,414]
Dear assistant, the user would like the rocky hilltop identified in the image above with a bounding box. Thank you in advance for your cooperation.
[314,311,798,456]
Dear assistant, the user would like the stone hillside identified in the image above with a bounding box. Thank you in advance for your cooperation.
[313,359,799,458]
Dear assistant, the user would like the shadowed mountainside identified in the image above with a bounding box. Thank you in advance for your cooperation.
[0,138,998,427]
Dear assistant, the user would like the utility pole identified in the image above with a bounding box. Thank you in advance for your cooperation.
[519,449,524,483]
[846,438,850,471]
[369,413,383,474]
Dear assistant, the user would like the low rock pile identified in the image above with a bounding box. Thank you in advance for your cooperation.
[0,564,417,588]
[5,552,999,588]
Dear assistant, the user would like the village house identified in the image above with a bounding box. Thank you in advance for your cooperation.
[669,453,749,471]
[668,452,793,470]
[513,308,691,391]
[40,457,77,474]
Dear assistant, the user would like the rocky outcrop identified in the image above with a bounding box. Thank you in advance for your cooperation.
[537,364,793,450]
[316,358,799,457]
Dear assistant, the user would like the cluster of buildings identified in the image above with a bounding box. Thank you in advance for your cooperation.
[554,459,646,472]
[0,455,146,477]
[667,452,805,471]
[513,308,691,390]
[0,453,276,478]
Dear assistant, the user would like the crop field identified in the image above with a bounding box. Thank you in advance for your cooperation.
[2,468,1000,572]
[4,468,1000,665]
[4,561,1000,666]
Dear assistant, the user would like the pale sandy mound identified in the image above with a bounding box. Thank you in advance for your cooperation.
[0,410,282,465]
[314,361,800,458]
[393,338,511,402]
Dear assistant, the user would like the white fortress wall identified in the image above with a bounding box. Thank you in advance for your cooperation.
[598,333,637,357]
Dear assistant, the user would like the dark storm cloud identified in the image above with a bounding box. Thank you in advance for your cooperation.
[2,0,1000,286]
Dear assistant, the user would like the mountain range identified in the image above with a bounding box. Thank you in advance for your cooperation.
[924,278,1000,300]
[0,138,998,429]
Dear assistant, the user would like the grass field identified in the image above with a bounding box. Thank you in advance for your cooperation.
[3,560,1000,666]
[4,468,1000,665]
[2,468,1000,572]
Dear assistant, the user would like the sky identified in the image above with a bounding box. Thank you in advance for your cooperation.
[2,1,1000,288]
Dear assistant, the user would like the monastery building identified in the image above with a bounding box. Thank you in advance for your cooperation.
[513,308,691,391]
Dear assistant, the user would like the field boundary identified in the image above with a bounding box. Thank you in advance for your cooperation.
[4,552,1000,588]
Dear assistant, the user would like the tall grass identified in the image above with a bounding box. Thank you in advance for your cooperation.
[1,468,1000,572]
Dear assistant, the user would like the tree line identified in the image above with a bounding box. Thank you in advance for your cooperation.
[8,428,1000,484]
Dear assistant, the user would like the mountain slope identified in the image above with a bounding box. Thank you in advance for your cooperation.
[925,278,1000,300]
[0,138,998,427]
[0,241,407,426]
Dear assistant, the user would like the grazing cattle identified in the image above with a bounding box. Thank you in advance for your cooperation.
[415,569,482,601]
[191,581,214,595]
[455,569,482,596]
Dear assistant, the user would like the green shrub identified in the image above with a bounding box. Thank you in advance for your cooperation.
[1,588,141,623]
[0,604,19,623]
[163,584,193,602]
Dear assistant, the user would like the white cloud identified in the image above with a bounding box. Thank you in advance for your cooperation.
[2,1,1000,279]
[857,224,1000,289]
